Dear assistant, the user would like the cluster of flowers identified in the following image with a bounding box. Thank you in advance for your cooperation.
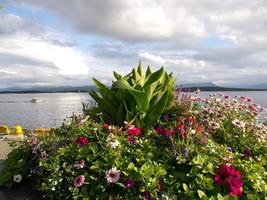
[214,164,243,197]
[155,115,205,144]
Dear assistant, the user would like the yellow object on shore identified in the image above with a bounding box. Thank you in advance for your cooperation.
[0,125,11,134]
[14,125,23,135]
[33,128,51,136]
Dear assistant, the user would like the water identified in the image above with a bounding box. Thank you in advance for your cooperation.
[0,91,266,130]
[0,93,90,130]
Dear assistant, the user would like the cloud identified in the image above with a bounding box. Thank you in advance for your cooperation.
[0,0,267,87]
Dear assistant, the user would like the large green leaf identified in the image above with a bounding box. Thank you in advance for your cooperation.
[144,90,169,126]
[92,78,110,99]
[112,79,149,112]
[145,65,152,78]
[89,91,117,118]
[113,71,122,80]
[137,60,144,77]
[143,67,165,91]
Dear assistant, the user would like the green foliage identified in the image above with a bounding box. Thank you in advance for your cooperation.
[1,85,267,199]
[87,62,175,128]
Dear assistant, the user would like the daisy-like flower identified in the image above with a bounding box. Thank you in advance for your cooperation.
[13,174,22,183]
[105,167,121,183]
[74,160,85,169]
[107,135,120,149]
[210,121,220,130]
[74,175,85,187]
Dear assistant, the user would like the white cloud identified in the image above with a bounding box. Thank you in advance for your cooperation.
[1,0,267,87]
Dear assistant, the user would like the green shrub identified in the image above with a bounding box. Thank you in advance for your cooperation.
[87,62,175,129]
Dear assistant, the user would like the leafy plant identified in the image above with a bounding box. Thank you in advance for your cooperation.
[87,62,175,128]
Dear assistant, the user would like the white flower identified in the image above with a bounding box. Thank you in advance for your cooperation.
[232,119,240,126]
[74,160,85,169]
[13,174,22,183]
[105,167,121,183]
[107,135,120,149]
[210,122,220,130]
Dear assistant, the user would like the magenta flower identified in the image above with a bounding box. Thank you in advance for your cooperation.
[144,191,152,200]
[214,164,243,197]
[75,136,89,146]
[165,128,174,137]
[127,126,141,136]
[74,175,85,187]
[155,127,165,135]
[127,136,135,145]
[124,178,134,188]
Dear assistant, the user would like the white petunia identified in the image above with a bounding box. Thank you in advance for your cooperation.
[13,174,22,183]
[107,135,120,149]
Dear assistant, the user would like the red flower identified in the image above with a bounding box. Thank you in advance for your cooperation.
[165,128,174,137]
[102,123,110,129]
[214,164,243,197]
[155,127,165,135]
[75,136,89,146]
[188,116,195,126]
[127,126,141,136]
[195,124,203,134]
[175,124,186,139]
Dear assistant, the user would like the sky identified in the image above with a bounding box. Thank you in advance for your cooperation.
[0,0,267,89]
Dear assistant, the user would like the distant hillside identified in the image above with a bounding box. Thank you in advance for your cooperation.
[178,82,218,88]
[0,86,96,93]
[1,82,267,93]
[246,83,267,89]
[180,86,267,92]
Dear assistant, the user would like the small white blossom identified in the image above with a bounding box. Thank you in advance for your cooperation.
[107,135,120,149]
[13,174,22,183]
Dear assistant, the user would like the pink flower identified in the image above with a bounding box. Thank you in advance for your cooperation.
[187,116,195,126]
[127,126,141,136]
[246,97,253,102]
[74,175,85,187]
[74,160,85,169]
[30,136,37,145]
[102,123,110,129]
[165,128,174,137]
[75,136,89,146]
[105,167,121,183]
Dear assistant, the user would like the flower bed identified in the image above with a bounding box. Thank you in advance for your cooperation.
[0,65,266,199]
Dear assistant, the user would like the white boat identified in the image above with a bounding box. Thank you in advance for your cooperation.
[30,97,42,103]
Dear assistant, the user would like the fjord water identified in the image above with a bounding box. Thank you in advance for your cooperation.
[0,93,90,130]
[0,91,266,130]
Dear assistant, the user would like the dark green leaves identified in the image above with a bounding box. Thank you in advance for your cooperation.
[88,62,175,128]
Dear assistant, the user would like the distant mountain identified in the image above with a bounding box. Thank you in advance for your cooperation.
[178,82,218,88]
[176,82,267,91]
[0,86,96,93]
[245,83,267,89]
[1,82,267,93]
